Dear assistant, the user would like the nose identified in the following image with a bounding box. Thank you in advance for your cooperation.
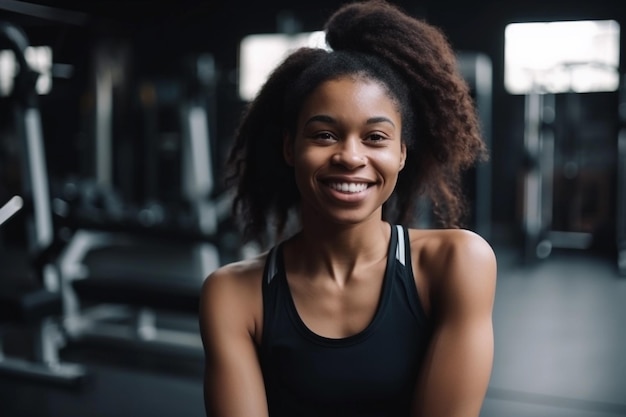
[331,137,366,169]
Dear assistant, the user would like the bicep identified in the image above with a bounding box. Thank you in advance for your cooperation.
[412,233,497,417]
[413,310,494,417]
[199,273,268,417]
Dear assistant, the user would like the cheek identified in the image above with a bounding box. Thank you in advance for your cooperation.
[293,145,327,169]
[377,151,405,174]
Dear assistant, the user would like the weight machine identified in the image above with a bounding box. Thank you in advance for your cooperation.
[521,62,622,272]
[54,46,232,357]
[0,21,85,385]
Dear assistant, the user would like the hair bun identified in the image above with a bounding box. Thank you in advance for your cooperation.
[324,0,408,53]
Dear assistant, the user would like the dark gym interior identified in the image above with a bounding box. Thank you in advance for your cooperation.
[1,0,626,416]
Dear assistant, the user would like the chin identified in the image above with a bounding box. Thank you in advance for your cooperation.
[319,210,382,227]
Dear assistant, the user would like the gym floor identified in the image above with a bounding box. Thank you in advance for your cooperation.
[1,242,626,417]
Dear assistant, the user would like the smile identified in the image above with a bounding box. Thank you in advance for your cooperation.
[327,182,369,193]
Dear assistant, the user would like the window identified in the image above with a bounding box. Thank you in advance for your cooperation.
[238,31,328,101]
[504,20,620,94]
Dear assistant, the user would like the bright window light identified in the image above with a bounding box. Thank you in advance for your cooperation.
[238,31,328,101]
[0,46,53,96]
[504,20,620,94]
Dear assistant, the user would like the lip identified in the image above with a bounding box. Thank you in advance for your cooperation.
[319,175,376,184]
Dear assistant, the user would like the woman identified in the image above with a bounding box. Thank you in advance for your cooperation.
[199,1,497,416]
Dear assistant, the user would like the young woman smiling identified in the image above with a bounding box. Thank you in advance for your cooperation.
[199,1,497,416]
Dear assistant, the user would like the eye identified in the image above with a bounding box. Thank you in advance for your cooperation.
[312,132,336,142]
[365,132,389,144]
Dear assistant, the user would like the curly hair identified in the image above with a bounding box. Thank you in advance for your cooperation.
[225,0,487,244]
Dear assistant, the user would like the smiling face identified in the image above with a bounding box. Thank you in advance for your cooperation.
[284,76,406,227]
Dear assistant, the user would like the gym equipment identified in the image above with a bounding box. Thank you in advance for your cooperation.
[0,196,79,385]
[618,75,626,276]
[0,20,85,385]
[521,89,557,261]
[0,195,22,225]
[521,63,619,263]
[52,51,233,357]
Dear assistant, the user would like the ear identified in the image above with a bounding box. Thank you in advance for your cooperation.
[283,131,295,166]
[399,143,407,171]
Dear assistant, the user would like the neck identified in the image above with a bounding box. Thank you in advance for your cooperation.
[288,216,391,286]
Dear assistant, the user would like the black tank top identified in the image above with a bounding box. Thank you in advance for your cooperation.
[259,224,432,417]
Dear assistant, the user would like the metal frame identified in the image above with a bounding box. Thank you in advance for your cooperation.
[0,20,86,385]
[53,54,225,358]
[617,74,626,276]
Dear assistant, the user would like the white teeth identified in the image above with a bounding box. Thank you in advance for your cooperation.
[329,182,368,193]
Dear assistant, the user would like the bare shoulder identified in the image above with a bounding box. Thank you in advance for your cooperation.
[408,228,495,270]
[407,228,497,299]
[202,252,267,295]
[199,252,267,335]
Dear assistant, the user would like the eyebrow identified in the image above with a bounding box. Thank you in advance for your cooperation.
[304,115,396,128]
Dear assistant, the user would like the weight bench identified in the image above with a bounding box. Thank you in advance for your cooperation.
[0,197,86,385]
[57,228,214,357]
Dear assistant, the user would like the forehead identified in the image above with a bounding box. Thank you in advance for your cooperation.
[299,76,401,120]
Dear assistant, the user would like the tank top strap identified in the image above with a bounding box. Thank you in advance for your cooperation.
[394,224,413,270]
[393,225,428,324]
[393,224,413,278]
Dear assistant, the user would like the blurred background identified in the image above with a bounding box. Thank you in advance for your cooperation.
[0,0,625,416]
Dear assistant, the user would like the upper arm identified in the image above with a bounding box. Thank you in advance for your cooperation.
[199,267,268,417]
[412,230,497,417]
